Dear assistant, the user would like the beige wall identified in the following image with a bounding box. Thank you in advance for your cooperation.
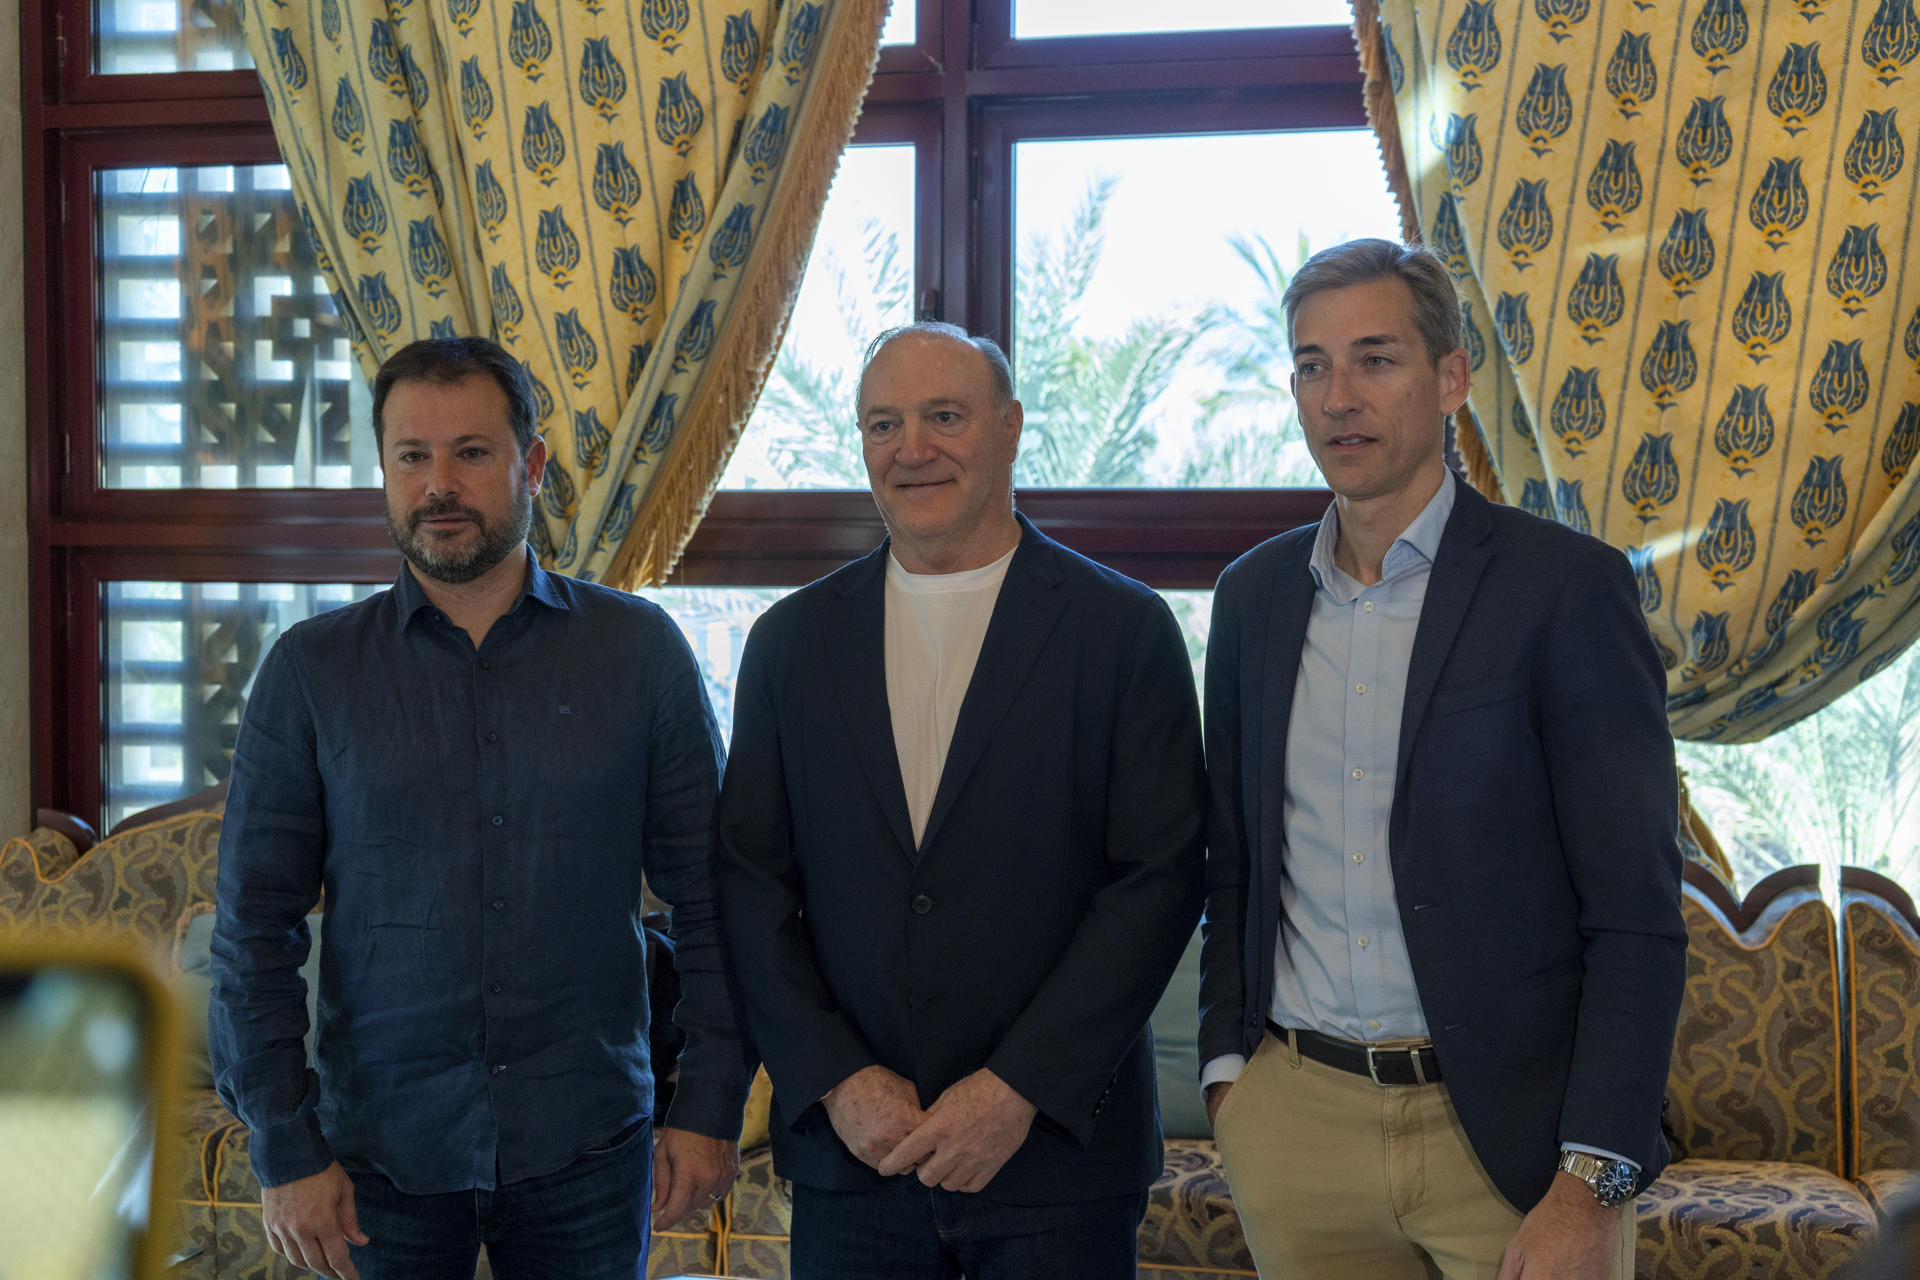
[0,0,29,833]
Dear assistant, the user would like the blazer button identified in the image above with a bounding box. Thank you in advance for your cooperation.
[911,894,933,915]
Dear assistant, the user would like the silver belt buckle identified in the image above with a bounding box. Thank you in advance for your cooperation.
[1367,1045,1429,1086]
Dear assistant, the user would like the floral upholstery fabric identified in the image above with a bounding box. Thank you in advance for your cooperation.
[1139,1139,1255,1276]
[0,812,221,946]
[1666,881,1842,1171]
[1635,1159,1876,1279]
[1844,890,1920,1178]
[1855,1168,1920,1220]
[723,1147,793,1279]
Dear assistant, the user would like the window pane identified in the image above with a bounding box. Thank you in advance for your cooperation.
[638,587,792,743]
[1012,131,1400,488]
[882,4,915,45]
[1159,590,1211,703]
[719,145,916,490]
[1676,644,1920,897]
[101,581,382,830]
[97,165,375,490]
[94,0,253,73]
[1015,0,1345,38]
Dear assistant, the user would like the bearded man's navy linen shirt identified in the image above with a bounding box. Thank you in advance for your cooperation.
[210,557,744,1193]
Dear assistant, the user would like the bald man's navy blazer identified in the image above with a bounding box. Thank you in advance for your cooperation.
[717,514,1207,1204]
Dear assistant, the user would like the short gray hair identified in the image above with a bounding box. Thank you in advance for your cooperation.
[860,322,1014,406]
[1281,239,1462,364]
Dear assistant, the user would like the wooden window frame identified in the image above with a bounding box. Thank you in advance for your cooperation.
[25,1,1366,817]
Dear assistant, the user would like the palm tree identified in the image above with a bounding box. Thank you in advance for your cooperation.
[1675,643,1920,890]
[1012,178,1217,488]
[1180,230,1323,488]
[746,214,912,487]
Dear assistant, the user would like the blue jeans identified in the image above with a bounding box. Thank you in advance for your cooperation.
[344,1118,653,1280]
[790,1177,1146,1280]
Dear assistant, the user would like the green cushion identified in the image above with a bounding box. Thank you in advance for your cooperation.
[1150,928,1210,1140]
[176,912,323,1089]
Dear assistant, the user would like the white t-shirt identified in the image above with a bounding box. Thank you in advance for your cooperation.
[884,547,1016,846]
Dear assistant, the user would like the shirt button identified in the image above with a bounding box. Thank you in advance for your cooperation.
[490,982,504,994]
[1351,767,1364,780]
[479,660,491,670]
[911,894,933,915]
[491,815,504,827]
[1358,936,1370,948]
[1363,601,1375,612]
[1355,682,1367,694]
[1353,852,1365,864]
[1368,1019,1381,1031]
[487,732,499,743]
[491,899,506,911]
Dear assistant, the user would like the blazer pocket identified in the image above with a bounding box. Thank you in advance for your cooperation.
[1425,682,1525,721]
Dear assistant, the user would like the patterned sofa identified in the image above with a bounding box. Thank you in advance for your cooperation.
[6,795,1916,1279]
[1636,861,1920,1279]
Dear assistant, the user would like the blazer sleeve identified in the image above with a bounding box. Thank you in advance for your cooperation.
[1197,561,1254,1068]
[1541,542,1689,1171]
[983,594,1207,1142]
[713,614,882,1120]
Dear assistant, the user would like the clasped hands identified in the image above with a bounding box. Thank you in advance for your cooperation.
[824,1064,1037,1194]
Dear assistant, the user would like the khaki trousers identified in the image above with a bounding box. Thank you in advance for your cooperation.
[1212,1030,1636,1280]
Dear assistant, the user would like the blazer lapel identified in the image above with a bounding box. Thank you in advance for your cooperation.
[1396,476,1495,780]
[917,517,1067,854]
[826,546,917,859]
[1258,530,1317,927]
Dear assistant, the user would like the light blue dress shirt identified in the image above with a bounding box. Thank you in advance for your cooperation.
[1267,479,1454,1040]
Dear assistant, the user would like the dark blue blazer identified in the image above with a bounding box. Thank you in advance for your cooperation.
[716,514,1207,1204]
[1196,475,1687,1211]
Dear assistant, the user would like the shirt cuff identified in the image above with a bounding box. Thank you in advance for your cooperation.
[1560,1141,1640,1174]
[249,1110,336,1189]
[1200,1054,1247,1091]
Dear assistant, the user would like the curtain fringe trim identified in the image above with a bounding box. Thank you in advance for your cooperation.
[605,0,892,590]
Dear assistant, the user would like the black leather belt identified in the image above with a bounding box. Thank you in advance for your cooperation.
[1267,1019,1442,1086]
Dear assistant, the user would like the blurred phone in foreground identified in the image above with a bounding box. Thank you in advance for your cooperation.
[0,933,181,1280]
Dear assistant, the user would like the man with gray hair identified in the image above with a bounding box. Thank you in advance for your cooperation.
[715,321,1207,1278]
[1197,240,1686,1279]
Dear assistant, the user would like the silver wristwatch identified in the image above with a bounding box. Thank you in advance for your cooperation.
[1557,1151,1637,1208]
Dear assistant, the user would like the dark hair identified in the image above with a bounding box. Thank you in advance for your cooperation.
[1281,238,1463,364]
[860,322,1014,406]
[371,337,540,454]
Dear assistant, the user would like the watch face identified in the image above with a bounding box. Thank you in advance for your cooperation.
[1594,1160,1637,1205]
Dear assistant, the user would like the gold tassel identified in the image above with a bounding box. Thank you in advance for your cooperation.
[605,0,892,590]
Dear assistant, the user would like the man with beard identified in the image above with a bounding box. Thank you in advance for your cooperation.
[209,337,746,1280]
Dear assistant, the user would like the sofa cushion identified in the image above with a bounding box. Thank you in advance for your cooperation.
[724,1147,792,1278]
[1149,929,1210,1141]
[172,908,324,1090]
[1856,1168,1920,1222]
[1842,873,1920,1179]
[1138,1138,1254,1276]
[1635,1158,1877,1280]
[1667,867,1843,1172]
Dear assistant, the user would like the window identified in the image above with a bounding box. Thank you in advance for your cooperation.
[30,0,1371,825]
[1676,646,1920,895]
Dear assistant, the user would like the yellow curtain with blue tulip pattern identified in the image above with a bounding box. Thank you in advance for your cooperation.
[1354,0,1920,743]
[242,0,888,586]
